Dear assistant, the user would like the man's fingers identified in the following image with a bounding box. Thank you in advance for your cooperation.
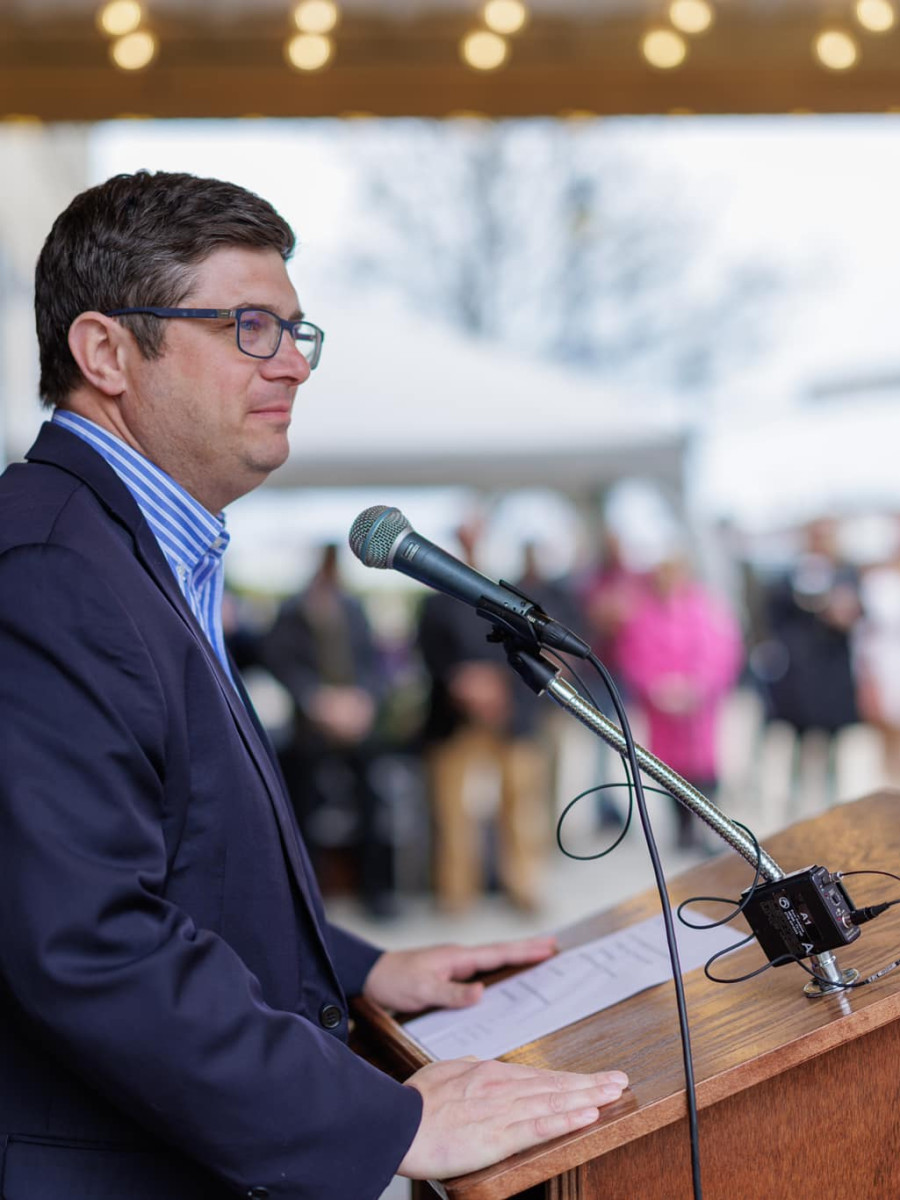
[503,1080,626,1122]
[487,1078,627,1159]
[368,937,559,1011]
[480,1097,615,1166]
[451,1105,602,1173]
[450,936,558,978]
[399,1059,629,1180]
[436,980,484,1008]
[474,936,558,964]
[440,1064,629,1128]
[457,1060,629,1096]
[526,1105,602,1142]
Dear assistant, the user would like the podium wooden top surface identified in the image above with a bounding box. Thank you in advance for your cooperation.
[352,791,900,1199]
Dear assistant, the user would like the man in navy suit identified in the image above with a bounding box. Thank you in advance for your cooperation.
[0,171,627,1199]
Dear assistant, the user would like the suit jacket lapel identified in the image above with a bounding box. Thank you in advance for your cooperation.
[25,423,335,969]
[132,520,327,920]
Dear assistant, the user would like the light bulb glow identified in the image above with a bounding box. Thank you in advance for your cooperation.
[814,29,859,70]
[110,29,157,70]
[461,30,508,70]
[285,33,333,70]
[641,28,688,69]
[482,0,528,36]
[97,0,143,38]
[668,0,714,35]
[855,0,896,32]
[292,0,339,35]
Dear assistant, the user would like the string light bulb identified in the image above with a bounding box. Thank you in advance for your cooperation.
[292,0,339,35]
[855,0,896,32]
[96,0,143,38]
[668,0,714,35]
[285,32,333,70]
[109,29,157,70]
[641,28,688,69]
[460,30,509,70]
[482,0,529,36]
[814,29,859,70]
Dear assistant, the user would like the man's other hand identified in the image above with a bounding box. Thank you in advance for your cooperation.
[362,937,557,1013]
[398,1057,629,1180]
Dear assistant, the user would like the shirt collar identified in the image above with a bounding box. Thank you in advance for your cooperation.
[51,410,229,575]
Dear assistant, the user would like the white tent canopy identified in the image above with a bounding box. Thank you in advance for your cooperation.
[696,396,900,532]
[279,297,689,494]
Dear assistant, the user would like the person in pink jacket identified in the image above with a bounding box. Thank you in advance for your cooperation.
[618,545,744,850]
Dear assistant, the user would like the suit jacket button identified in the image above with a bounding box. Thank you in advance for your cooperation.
[247,1189,269,1198]
[319,1002,343,1029]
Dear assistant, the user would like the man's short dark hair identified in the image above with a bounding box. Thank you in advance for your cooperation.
[35,170,297,408]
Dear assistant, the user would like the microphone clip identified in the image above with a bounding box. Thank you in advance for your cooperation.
[478,585,591,660]
[480,611,560,697]
[477,584,547,649]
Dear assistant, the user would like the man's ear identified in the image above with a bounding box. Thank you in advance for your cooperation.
[67,312,131,397]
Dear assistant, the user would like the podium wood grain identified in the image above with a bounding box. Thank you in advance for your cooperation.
[351,793,900,1199]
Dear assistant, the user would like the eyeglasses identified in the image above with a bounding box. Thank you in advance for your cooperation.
[105,306,325,369]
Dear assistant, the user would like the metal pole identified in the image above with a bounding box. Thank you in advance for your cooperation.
[545,674,785,879]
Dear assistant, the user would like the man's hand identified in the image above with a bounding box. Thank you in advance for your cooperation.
[398,1057,629,1179]
[362,937,558,1013]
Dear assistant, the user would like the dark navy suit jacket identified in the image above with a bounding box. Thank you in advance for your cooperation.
[0,423,422,1199]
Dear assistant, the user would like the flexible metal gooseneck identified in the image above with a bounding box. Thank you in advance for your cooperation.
[542,674,853,994]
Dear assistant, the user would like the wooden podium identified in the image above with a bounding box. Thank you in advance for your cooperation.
[351,792,900,1199]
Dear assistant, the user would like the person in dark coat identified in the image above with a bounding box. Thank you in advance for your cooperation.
[762,518,862,734]
[759,517,863,803]
[261,542,397,915]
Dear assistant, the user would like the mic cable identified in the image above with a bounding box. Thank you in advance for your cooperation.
[848,899,900,926]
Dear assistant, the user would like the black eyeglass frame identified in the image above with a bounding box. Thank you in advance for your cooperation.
[105,306,324,368]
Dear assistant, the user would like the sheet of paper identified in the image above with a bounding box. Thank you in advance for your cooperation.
[404,912,740,1061]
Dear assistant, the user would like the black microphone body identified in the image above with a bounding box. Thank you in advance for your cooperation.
[349,505,590,658]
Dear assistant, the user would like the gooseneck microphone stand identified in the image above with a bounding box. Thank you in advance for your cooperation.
[346,500,856,996]
[501,638,857,997]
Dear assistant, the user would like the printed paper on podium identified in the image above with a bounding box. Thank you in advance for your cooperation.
[405,912,739,1061]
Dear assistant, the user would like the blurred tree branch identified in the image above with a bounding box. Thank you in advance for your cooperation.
[336,119,789,400]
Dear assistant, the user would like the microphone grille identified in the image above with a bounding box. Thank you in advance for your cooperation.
[348,504,411,568]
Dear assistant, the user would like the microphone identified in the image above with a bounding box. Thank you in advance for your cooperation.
[348,504,590,658]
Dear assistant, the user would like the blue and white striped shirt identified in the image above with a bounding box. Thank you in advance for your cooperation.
[52,410,235,684]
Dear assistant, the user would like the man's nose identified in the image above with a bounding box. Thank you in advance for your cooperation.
[264,336,311,384]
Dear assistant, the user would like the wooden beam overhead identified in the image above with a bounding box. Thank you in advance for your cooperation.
[1,4,899,121]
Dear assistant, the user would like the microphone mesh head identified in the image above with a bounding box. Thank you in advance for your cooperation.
[348,504,411,568]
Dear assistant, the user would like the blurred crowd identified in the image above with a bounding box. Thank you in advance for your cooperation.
[224,504,900,920]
